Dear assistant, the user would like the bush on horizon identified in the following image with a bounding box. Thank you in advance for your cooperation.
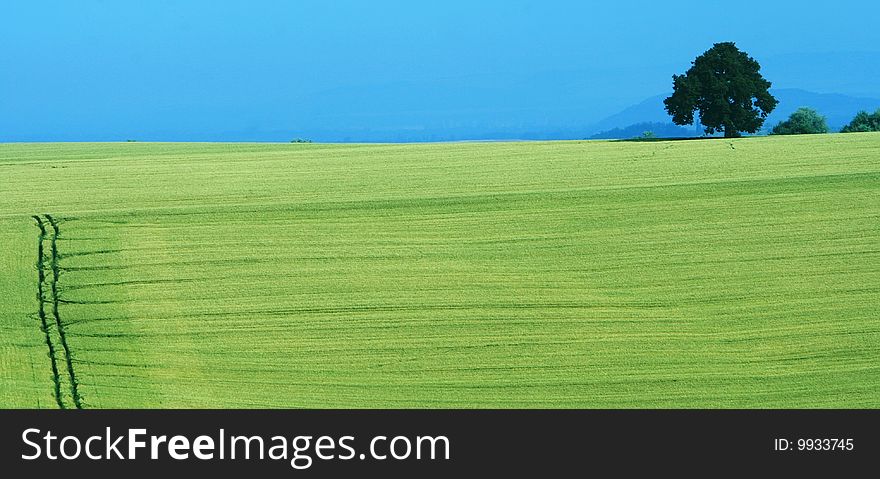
[771,107,829,135]
[840,109,880,133]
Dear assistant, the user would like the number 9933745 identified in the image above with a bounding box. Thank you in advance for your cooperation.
[773,438,854,452]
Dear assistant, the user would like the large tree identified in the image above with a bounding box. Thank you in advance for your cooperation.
[664,42,778,138]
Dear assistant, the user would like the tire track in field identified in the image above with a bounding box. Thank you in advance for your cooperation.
[32,215,64,409]
[32,214,83,409]
[45,214,84,409]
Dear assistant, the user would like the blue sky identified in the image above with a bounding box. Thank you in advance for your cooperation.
[2,0,879,141]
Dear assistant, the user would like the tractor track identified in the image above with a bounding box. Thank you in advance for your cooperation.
[32,215,64,409]
[33,214,83,409]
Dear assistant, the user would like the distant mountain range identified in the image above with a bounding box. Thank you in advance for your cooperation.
[588,89,880,138]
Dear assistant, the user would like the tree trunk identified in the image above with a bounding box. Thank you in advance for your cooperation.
[724,127,740,138]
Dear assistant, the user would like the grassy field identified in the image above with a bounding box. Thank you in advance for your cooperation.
[1,134,878,408]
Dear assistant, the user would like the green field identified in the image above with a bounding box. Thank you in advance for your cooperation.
[1,134,878,408]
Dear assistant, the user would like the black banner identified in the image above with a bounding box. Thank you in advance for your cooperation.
[1,410,875,476]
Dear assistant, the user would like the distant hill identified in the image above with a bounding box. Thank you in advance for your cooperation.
[589,89,880,134]
[763,52,880,100]
[589,122,699,140]
[588,94,678,135]
[765,90,880,131]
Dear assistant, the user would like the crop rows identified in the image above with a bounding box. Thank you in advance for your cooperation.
[1,136,878,407]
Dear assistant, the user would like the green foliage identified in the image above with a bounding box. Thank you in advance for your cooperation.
[771,107,829,135]
[840,109,880,133]
[665,42,778,138]
[1,136,879,407]
[290,138,313,143]
[639,131,657,140]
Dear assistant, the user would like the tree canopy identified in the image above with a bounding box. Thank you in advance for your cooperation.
[840,109,880,133]
[771,107,829,135]
[664,42,778,138]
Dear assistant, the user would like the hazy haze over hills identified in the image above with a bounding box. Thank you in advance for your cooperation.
[591,88,880,138]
